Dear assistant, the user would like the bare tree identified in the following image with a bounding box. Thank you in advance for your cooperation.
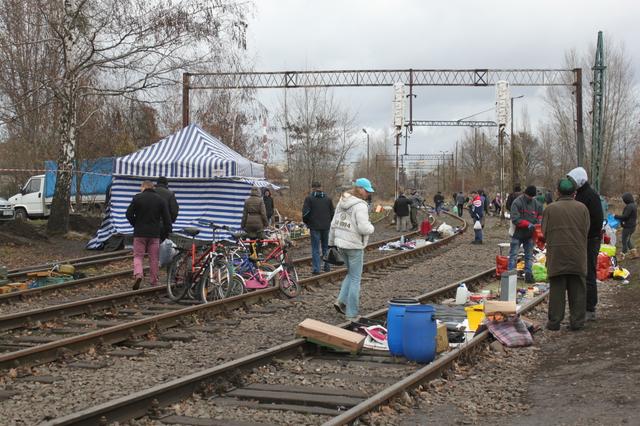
[280,88,358,198]
[544,39,640,194]
[0,0,251,234]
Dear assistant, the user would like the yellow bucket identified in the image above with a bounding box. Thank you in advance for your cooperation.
[464,304,485,331]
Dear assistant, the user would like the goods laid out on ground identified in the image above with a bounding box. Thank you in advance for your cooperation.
[0,264,80,293]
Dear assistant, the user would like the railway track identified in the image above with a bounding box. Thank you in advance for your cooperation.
[0,213,464,370]
[41,268,546,426]
[0,211,439,305]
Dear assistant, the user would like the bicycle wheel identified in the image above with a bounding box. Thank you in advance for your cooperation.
[279,265,300,298]
[222,274,245,298]
[167,252,191,301]
[197,263,226,303]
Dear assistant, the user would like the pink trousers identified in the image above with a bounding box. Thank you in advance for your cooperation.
[133,237,160,286]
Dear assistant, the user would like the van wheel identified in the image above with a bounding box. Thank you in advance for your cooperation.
[14,208,28,221]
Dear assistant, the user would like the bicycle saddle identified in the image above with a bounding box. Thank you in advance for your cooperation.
[183,227,200,237]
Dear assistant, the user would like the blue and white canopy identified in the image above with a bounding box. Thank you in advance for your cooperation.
[115,124,264,179]
[87,124,274,249]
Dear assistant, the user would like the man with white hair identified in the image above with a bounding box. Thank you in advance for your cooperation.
[567,166,603,321]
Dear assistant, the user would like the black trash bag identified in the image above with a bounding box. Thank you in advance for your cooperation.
[103,234,125,252]
[322,246,345,266]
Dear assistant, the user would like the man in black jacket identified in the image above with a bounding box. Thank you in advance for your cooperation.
[126,181,172,289]
[506,184,522,212]
[155,176,179,223]
[394,192,412,231]
[567,167,603,321]
[302,182,335,274]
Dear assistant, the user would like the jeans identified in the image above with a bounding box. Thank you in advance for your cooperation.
[410,207,418,228]
[474,228,483,242]
[133,237,160,286]
[548,274,586,330]
[337,248,364,318]
[457,204,463,217]
[310,229,330,273]
[622,227,636,253]
[586,237,600,312]
[435,202,443,215]
[396,215,410,232]
[508,237,534,273]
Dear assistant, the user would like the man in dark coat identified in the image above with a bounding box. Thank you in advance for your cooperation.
[263,189,274,225]
[126,180,172,289]
[433,191,445,216]
[615,192,638,259]
[567,167,604,321]
[155,176,179,223]
[393,192,412,231]
[302,181,335,274]
[455,191,465,217]
[241,187,268,239]
[508,185,543,283]
[542,178,590,331]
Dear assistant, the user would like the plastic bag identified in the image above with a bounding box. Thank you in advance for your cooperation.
[532,224,545,250]
[532,263,547,282]
[496,255,508,277]
[452,205,459,216]
[159,239,178,267]
[596,253,611,281]
[613,267,630,280]
[473,220,482,230]
[603,224,617,246]
[600,244,617,257]
[607,213,620,229]
[437,223,454,237]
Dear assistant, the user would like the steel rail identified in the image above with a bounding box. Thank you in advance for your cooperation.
[42,267,495,426]
[0,212,465,370]
[0,210,447,304]
[7,250,131,277]
[323,292,548,425]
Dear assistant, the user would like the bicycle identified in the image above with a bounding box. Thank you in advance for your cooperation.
[166,223,244,303]
[230,231,300,298]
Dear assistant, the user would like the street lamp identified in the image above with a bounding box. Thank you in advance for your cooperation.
[511,95,525,190]
[362,128,370,176]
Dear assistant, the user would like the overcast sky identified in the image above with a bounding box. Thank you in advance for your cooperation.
[245,0,640,161]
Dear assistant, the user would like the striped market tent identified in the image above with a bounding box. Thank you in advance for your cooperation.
[87,124,274,249]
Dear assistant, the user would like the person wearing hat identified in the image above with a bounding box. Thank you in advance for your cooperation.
[542,178,590,331]
[155,176,179,223]
[508,184,544,283]
[469,190,484,244]
[329,178,375,321]
[566,166,603,321]
[302,181,335,275]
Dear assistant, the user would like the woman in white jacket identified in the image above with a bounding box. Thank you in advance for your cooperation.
[329,178,375,320]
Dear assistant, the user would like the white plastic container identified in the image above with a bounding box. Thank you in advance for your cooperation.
[455,283,469,305]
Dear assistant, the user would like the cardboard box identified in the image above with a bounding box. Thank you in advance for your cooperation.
[484,300,517,315]
[296,318,365,353]
[436,323,449,353]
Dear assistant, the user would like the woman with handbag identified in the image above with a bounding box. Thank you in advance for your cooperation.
[329,178,375,321]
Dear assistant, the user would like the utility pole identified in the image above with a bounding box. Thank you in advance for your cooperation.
[496,80,510,221]
[591,31,606,192]
[393,83,405,200]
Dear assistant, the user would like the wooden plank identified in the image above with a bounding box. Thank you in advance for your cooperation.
[122,340,173,349]
[312,354,410,365]
[212,397,340,416]
[160,415,276,426]
[13,335,61,344]
[227,388,363,409]
[296,319,365,353]
[245,383,367,399]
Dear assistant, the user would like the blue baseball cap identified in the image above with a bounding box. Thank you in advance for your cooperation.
[354,177,375,193]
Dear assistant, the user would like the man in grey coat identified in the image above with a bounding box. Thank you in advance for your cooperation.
[542,178,590,331]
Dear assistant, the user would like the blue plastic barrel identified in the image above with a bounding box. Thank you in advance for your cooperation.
[387,298,419,356]
[402,304,437,363]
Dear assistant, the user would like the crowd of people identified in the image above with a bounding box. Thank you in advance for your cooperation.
[123,166,636,331]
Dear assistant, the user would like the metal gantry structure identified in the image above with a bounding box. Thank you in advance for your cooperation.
[590,31,606,193]
[407,120,497,128]
[182,67,587,182]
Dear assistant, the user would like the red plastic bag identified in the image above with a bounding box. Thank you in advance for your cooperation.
[420,219,432,236]
[597,253,612,281]
[532,224,545,250]
[496,255,508,277]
